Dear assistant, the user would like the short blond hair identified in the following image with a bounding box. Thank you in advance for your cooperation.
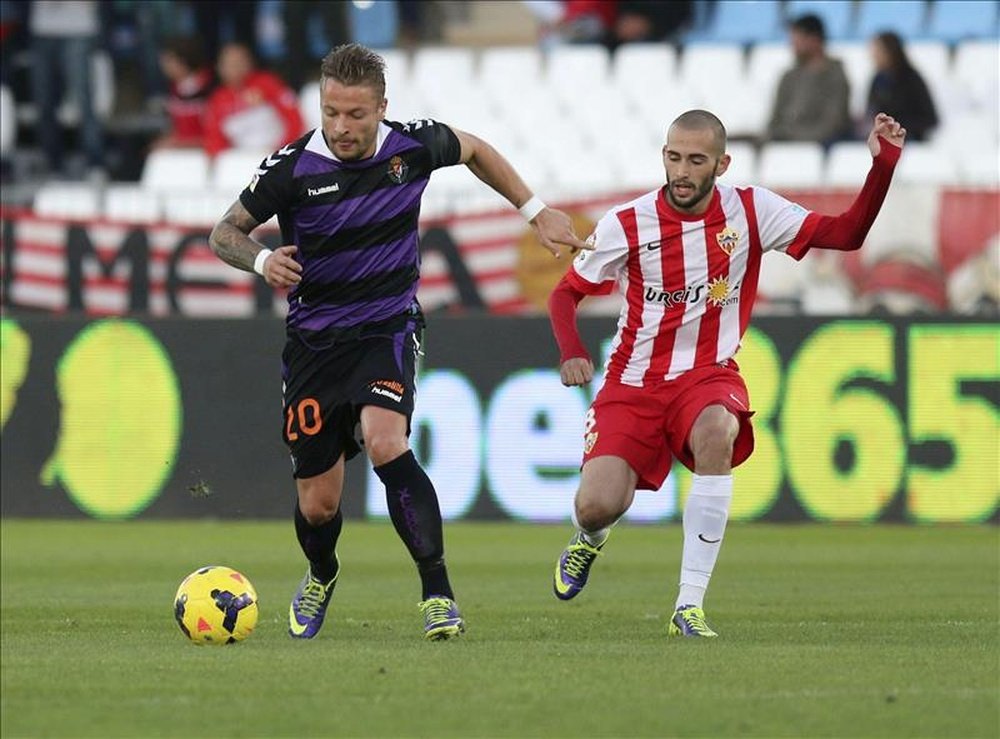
[320,43,386,98]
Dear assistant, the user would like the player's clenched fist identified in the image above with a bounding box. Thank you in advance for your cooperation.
[262,245,302,288]
[560,357,594,387]
[867,112,906,157]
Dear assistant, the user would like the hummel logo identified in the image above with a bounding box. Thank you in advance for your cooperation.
[307,183,340,196]
[698,534,721,544]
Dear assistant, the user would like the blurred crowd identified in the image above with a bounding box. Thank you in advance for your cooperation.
[0,0,956,181]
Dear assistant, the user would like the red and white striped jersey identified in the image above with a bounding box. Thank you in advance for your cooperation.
[567,184,815,387]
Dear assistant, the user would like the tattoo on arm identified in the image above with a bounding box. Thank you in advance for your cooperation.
[208,200,264,272]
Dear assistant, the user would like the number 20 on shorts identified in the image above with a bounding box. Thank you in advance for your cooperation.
[285,398,322,441]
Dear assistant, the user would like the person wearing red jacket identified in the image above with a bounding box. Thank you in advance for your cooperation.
[203,42,304,157]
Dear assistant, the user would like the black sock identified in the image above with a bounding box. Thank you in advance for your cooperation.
[293,503,342,583]
[375,450,454,601]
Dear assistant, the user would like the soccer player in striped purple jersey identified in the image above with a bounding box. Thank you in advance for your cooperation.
[209,44,588,641]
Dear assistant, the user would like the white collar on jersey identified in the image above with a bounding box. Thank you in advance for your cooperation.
[305,122,392,162]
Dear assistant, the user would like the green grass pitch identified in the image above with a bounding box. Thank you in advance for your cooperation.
[2,520,997,738]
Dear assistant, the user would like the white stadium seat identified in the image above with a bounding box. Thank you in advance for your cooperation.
[613,44,678,101]
[103,185,162,224]
[479,46,543,102]
[825,142,873,188]
[827,43,871,120]
[162,191,236,227]
[757,142,825,189]
[545,44,611,91]
[953,40,1000,115]
[679,45,745,95]
[0,84,14,157]
[411,47,475,107]
[894,141,959,186]
[33,183,101,219]
[212,149,270,192]
[141,149,211,192]
[719,141,757,187]
[299,81,320,131]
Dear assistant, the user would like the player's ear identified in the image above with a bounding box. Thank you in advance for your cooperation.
[716,153,731,177]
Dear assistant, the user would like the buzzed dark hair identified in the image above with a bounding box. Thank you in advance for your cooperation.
[320,43,386,98]
[670,109,728,154]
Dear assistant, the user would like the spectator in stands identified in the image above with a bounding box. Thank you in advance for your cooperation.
[203,42,304,158]
[766,13,851,147]
[864,31,938,142]
[612,1,692,46]
[153,36,215,150]
[187,0,259,66]
[525,0,618,48]
[281,1,348,90]
[28,0,105,177]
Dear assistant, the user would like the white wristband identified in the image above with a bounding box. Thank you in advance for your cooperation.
[518,196,546,222]
[253,248,272,276]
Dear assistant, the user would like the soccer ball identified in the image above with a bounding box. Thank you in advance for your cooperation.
[173,566,259,645]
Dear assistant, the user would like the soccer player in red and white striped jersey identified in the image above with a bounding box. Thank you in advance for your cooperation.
[549,110,906,637]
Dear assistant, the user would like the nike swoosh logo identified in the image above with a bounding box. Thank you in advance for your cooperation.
[642,240,662,251]
[553,565,573,595]
[698,534,721,544]
[288,606,309,636]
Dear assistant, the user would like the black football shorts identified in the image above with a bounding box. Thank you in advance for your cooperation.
[280,315,422,478]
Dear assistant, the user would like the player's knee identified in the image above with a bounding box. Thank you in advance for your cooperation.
[365,431,409,467]
[298,493,339,526]
[575,498,622,531]
[689,407,738,463]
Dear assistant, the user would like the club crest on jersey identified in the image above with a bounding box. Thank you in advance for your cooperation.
[387,156,408,184]
[716,227,739,255]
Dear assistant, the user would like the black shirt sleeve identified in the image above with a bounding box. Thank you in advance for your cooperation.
[238,143,301,224]
[400,119,462,170]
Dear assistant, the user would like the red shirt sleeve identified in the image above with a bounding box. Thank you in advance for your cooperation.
[799,138,902,255]
[548,273,592,362]
[202,91,228,157]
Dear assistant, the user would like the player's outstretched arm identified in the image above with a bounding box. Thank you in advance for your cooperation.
[799,113,906,254]
[209,200,302,288]
[451,127,591,258]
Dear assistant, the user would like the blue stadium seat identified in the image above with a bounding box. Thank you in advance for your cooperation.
[927,0,1000,43]
[685,0,785,45]
[784,0,855,40]
[854,0,928,39]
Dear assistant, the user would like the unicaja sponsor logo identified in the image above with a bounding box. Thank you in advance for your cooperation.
[645,284,706,307]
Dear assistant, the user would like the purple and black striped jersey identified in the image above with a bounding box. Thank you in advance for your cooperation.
[239,119,462,333]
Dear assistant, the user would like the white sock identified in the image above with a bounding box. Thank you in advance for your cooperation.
[572,509,611,548]
[676,474,733,609]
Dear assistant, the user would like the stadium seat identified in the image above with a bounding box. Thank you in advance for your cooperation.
[784,1,855,40]
[545,45,611,90]
[33,183,101,219]
[411,47,476,106]
[719,141,757,187]
[0,84,14,158]
[141,149,211,192]
[685,0,785,44]
[953,40,1000,114]
[162,191,235,227]
[926,0,999,43]
[904,41,952,124]
[678,45,745,97]
[348,0,398,49]
[936,114,998,185]
[479,46,543,100]
[825,141,873,187]
[299,82,320,131]
[612,44,678,102]
[854,0,928,40]
[827,42,872,119]
[102,185,162,224]
[757,142,825,188]
[894,141,959,185]
[212,149,270,192]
